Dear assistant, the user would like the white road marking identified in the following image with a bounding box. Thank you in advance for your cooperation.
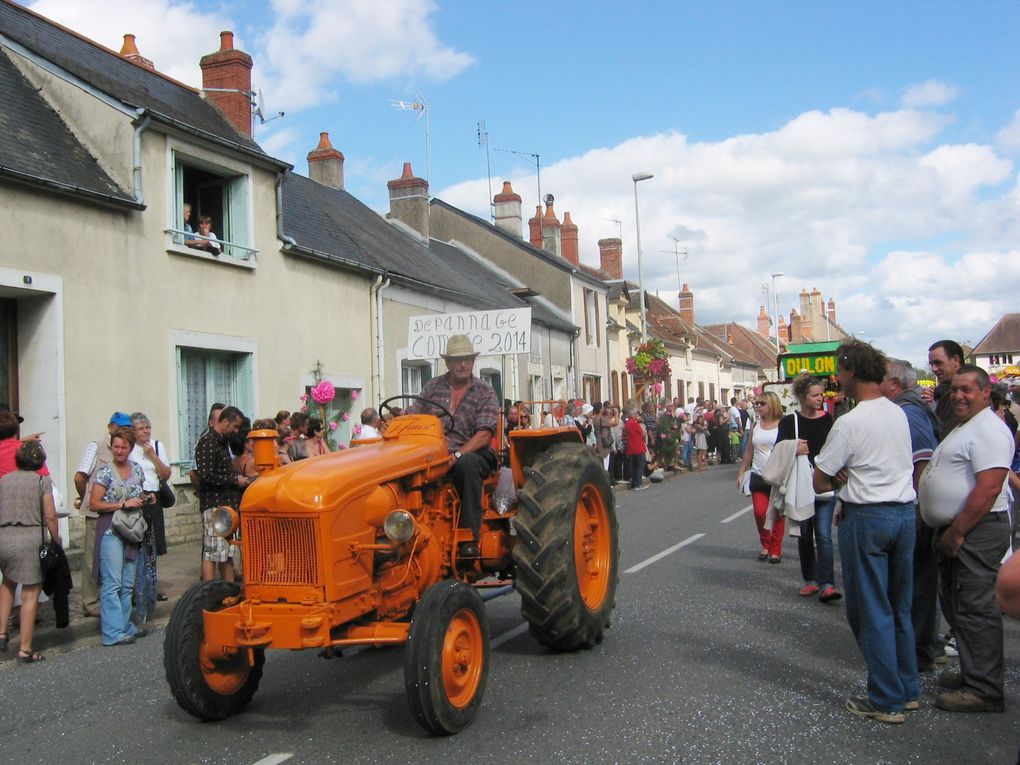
[624,533,706,574]
[251,754,294,765]
[491,622,529,648]
[721,504,753,523]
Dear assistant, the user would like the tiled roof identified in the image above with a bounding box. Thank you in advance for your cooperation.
[973,313,1020,354]
[279,174,576,332]
[0,49,135,207]
[0,0,263,154]
[703,321,778,370]
[643,292,760,366]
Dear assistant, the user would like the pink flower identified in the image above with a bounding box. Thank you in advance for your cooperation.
[351,389,360,401]
[311,380,336,405]
[300,405,308,413]
[337,443,347,450]
[299,394,309,402]
[329,421,338,431]
[341,412,350,421]
[353,424,361,435]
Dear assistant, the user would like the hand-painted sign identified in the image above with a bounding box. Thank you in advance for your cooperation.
[407,308,532,360]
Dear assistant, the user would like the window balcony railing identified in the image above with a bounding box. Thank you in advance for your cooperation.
[165,228,258,262]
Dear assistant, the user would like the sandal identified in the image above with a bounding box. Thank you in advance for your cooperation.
[16,649,45,664]
[0,633,8,651]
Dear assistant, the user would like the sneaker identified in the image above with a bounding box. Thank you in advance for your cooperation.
[904,699,920,711]
[632,485,648,492]
[819,586,843,603]
[943,636,958,657]
[936,689,1004,713]
[799,584,820,597]
[934,651,948,665]
[938,670,964,690]
[845,696,905,724]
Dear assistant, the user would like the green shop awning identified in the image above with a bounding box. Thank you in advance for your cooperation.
[780,341,841,378]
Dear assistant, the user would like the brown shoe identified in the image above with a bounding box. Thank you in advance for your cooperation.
[936,689,1004,713]
[938,670,964,690]
[83,609,101,618]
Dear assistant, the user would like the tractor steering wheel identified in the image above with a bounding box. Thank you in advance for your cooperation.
[379,394,455,434]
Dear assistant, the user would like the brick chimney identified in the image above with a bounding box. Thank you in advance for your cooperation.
[756,305,771,338]
[678,283,695,325]
[387,162,429,241]
[541,195,561,257]
[598,238,623,279]
[560,212,579,265]
[306,132,344,190]
[827,297,837,324]
[778,313,788,344]
[119,34,154,70]
[528,205,543,248]
[789,309,802,343]
[200,31,253,137]
[493,181,523,238]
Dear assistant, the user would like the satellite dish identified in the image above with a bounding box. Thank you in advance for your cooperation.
[252,88,284,126]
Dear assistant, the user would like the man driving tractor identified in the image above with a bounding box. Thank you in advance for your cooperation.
[408,334,500,558]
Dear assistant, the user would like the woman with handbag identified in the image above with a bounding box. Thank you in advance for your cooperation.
[129,413,171,614]
[89,428,148,647]
[777,375,841,601]
[0,440,59,662]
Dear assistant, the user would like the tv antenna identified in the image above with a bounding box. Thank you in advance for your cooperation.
[494,147,540,211]
[477,120,493,220]
[659,237,688,294]
[252,88,284,129]
[392,94,431,185]
[603,218,622,239]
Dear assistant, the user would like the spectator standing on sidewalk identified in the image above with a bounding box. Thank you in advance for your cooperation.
[73,411,132,617]
[737,392,784,563]
[624,407,648,491]
[923,339,964,439]
[813,339,917,725]
[919,365,1013,713]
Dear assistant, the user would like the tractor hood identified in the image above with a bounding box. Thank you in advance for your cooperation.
[241,415,452,514]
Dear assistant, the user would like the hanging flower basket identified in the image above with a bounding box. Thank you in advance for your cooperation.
[626,339,671,380]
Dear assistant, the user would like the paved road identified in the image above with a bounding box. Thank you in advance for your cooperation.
[2,466,1018,764]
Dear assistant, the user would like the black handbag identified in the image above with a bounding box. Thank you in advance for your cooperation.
[37,477,60,573]
[155,441,176,507]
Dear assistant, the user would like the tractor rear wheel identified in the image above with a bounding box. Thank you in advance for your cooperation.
[164,580,264,721]
[404,580,489,735]
[512,442,618,650]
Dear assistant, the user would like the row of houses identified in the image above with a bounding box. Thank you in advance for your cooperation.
[0,1,843,516]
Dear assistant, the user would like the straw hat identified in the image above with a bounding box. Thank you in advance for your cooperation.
[441,334,479,359]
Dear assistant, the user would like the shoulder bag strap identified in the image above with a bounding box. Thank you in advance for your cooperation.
[39,475,48,544]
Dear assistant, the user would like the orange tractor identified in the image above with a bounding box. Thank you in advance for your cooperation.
[164,397,618,734]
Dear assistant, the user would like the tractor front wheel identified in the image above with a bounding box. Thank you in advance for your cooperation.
[512,442,619,650]
[164,580,264,721]
[404,580,489,735]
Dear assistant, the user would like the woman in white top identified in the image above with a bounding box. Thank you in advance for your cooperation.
[130,412,171,614]
[737,391,785,563]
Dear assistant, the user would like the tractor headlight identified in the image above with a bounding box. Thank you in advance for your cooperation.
[383,510,416,544]
[211,506,239,538]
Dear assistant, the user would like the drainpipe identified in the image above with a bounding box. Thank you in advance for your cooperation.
[370,275,391,401]
[132,112,151,206]
[276,169,297,248]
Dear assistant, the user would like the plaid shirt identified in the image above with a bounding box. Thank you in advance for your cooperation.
[410,373,500,451]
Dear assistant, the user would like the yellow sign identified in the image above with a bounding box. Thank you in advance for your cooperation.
[783,354,837,377]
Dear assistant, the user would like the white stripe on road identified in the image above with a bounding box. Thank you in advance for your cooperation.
[624,533,706,574]
[251,755,294,765]
[491,622,529,648]
[721,504,753,524]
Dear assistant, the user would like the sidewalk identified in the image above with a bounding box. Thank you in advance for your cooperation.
[1,536,202,663]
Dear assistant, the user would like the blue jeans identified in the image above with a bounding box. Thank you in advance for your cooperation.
[682,439,693,468]
[838,502,917,712]
[628,453,646,488]
[798,497,837,589]
[99,531,139,645]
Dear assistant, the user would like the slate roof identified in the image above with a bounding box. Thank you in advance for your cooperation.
[973,313,1020,354]
[0,0,266,156]
[429,198,608,289]
[0,48,136,207]
[280,173,576,333]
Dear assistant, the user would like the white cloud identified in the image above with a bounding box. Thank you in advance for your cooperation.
[996,109,1020,154]
[256,0,474,112]
[901,79,958,108]
[438,107,1015,364]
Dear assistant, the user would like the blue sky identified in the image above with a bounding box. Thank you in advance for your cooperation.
[29,0,1020,364]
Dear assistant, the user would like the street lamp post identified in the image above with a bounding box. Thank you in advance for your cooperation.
[771,272,784,353]
[632,172,654,340]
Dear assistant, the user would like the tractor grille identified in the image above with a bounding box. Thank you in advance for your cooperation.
[243,516,321,586]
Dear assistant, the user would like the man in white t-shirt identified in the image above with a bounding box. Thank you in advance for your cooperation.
[813,340,917,725]
[918,365,1013,713]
